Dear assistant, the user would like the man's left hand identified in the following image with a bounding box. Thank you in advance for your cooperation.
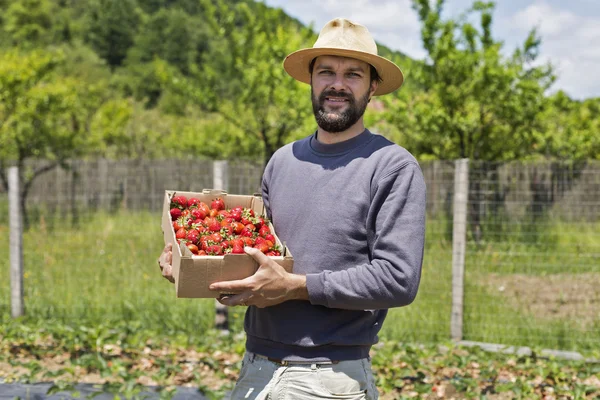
[210,247,308,308]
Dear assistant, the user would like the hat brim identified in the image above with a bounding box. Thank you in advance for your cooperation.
[283,47,404,96]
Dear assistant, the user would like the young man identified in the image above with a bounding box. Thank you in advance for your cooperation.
[159,18,426,399]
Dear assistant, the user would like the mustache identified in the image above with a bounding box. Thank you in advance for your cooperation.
[319,90,354,102]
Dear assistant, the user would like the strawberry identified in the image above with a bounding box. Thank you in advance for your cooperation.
[187,243,199,255]
[206,217,221,232]
[258,225,271,237]
[255,217,266,230]
[170,208,182,221]
[176,228,187,240]
[231,221,244,234]
[171,195,188,209]
[187,197,201,208]
[266,250,281,256]
[265,233,275,243]
[230,209,242,222]
[191,208,207,220]
[240,226,254,237]
[254,243,270,254]
[186,229,200,244]
[211,197,225,211]
[231,244,245,254]
[207,244,224,255]
[210,232,223,244]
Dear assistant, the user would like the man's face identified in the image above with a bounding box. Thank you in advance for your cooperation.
[310,55,377,133]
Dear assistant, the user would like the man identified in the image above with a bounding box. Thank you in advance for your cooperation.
[159,17,426,399]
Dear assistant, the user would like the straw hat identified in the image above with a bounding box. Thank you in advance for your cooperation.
[283,18,404,96]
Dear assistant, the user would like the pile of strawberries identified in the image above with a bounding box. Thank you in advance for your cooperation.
[169,194,281,256]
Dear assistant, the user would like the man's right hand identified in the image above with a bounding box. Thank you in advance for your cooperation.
[158,243,175,283]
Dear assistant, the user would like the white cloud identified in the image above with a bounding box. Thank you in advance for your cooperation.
[509,1,600,98]
[264,0,600,98]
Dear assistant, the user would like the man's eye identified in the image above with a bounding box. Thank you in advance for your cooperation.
[319,70,334,75]
[348,72,361,78]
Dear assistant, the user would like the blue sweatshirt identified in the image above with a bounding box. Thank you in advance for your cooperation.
[245,129,426,362]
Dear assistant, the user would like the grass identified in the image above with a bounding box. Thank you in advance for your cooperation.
[0,209,599,355]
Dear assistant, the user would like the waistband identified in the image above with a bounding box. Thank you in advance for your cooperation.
[251,352,339,366]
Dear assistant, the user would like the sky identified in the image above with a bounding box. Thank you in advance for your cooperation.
[261,0,600,100]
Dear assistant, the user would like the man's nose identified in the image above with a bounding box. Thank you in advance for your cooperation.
[329,73,346,91]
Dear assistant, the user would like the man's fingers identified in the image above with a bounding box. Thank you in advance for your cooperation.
[209,278,251,293]
[244,246,270,265]
[217,293,250,307]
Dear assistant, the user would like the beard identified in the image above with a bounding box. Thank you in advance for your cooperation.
[311,87,370,133]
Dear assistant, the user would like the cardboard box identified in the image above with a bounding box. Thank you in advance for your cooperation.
[162,189,293,298]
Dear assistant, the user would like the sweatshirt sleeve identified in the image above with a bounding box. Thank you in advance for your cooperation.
[306,162,426,310]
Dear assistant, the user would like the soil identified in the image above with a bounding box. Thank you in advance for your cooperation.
[483,273,600,327]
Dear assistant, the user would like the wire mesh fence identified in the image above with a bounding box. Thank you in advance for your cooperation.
[0,159,598,352]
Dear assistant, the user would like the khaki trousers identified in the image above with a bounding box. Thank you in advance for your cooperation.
[227,352,379,400]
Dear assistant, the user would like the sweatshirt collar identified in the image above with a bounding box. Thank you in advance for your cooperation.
[309,129,373,155]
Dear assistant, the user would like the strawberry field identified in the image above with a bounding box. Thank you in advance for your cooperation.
[0,209,599,398]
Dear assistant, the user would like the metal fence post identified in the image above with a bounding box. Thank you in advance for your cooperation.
[451,159,469,341]
[8,166,24,318]
[213,160,230,333]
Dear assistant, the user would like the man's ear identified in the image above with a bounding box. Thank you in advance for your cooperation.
[369,80,378,97]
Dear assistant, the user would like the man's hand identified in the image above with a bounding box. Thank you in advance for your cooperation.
[210,247,308,308]
[158,243,175,283]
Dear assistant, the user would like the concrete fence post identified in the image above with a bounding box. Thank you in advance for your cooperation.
[8,166,24,318]
[213,160,230,333]
[451,159,469,341]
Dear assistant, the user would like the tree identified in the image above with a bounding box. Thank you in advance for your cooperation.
[386,0,555,162]
[537,92,600,160]
[83,0,141,70]
[2,0,53,47]
[157,0,315,167]
[126,8,208,75]
[0,50,104,228]
[384,0,556,241]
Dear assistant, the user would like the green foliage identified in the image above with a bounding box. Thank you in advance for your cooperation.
[2,0,53,47]
[0,49,108,227]
[0,0,598,165]
[538,92,600,160]
[157,0,316,165]
[83,0,141,69]
[126,8,210,76]
[385,0,556,161]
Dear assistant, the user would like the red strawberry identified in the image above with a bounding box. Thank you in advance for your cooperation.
[240,227,254,237]
[211,197,225,211]
[187,243,199,255]
[258,225,270,237]
[186,229,200,244]
[266,250,281,256]
[230,209,242,222]
[207,244,224,255]
[206,217,221,232]
[210,232,223,243]
[187,197,201,208]
[231,221,244,234]
[170,208,182,221]
[231,244,245,254]
[254,243,270,254]
[255,217,266,230]
[176,228,187,240]
[171,195,188,209]
[191,208,207,220]
[265,234,275,243]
